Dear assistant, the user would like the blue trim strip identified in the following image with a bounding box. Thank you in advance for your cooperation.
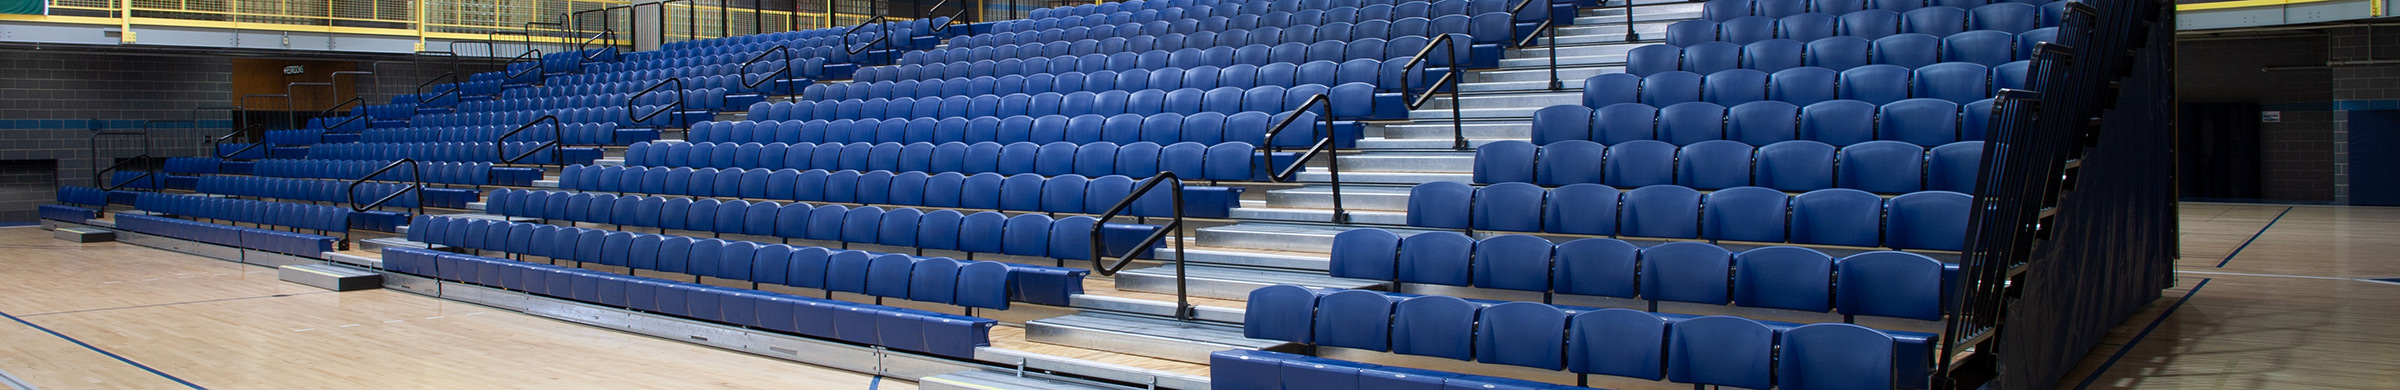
[2216,207,2291,268]
[2072,278,2212,390]
[0,310,207,389]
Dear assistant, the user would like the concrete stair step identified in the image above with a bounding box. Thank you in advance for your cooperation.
[1265,185,1417,211]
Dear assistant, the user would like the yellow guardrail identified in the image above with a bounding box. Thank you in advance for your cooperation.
[16,0,892,47]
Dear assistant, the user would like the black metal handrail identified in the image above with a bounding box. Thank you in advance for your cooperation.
[238,93,291,131]
[212,124,267,159]
[345,158,427,217]
[844,15,893,56]
[1258,94,1350,223]
[96,154,155,192]
[498,115,565,165]
[629,77,691,131]
[285,81,340,130]
[505,48,546,84]
[91,126,155,191]
[1087,172,1192,321]
[414,71,459,105]
[318,97,366,131]
[1511,0,1564,91]
[739,45,794,95]
[1620,0,1642,42]
[928,0,971,35]
[581,30,614,60]
[1400,33,1468,149]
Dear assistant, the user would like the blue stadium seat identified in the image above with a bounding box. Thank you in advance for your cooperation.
[1407,181,1474,229]
[1474,302,1567,370]
[1733,246,1835,311]
[1567,309,1668,379]
[1703,69,1770,106]
[1701,186,1790,242]
[1474,140,1539,184]
[1329,228,1403,281]
[1880,98,1964,145]
[1928,141,1985,192]
[1776,14,1838,42]
[1683,42,1743,74]
[1678,140,1755,189]
[1768,67,1840,105]
[1837,10,1901,39]
[1915,62,1994,103]
[1887,191,1972,251]
[1720,17,1778,44]
[1791,188,1885,247]
[1473,183,1547,232]
[1245,285,1320,343]
[1626,45,1684,76]
[1837,251,1948,320]
[1399,231,1474,286]
[1703,0,1753,20]
[1660,102,1730,144]
[1727,101,1801,145]
[1837,140,1928,193]
[1620,184,1701,238]
[1667,316,1775,389]
[1871,34,1943,68]
[1640,241,1733,304]
[1595,103,1661,145]
[1943,30,2017,66]
[1552,237,1638,298]
[1314,290,1397,351]
[1537,140,1607,186]
[1604,140,1678,188]
[1390,295,1476,360]
[1801,100,1879,146]
[1584,73,1643,108]
[1779,323,1899,390]
[1473,234,1555,292]
[1544,183,1622,235]
[1839,65,1913,104]
[1666,20,1721,47]
[1901,6,1967,36]
[1640,71,1705,106]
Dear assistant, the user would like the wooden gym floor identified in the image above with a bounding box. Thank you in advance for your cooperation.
[0,202,2394,389]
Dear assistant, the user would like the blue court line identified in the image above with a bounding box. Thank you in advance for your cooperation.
[2216,207,2291,268]
[868,375,882,390]
[2072,278,2212,390]
[0,309,207,389]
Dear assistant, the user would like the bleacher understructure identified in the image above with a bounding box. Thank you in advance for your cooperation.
[44,0,2179,387]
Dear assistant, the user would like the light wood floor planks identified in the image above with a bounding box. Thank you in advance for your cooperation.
[2055,203,2400,389]
[0,227,914,390]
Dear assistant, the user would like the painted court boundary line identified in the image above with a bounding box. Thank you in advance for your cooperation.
[0,310,207,389]
[2216,207,2291,268]
[2072,278,2212,390]
[0,367,37,390]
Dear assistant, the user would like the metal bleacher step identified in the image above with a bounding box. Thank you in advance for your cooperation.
[1419,92,1585,111]
[1497,53,1625,68]
[1354,137,1516,149]
[919,370,1122,390]
[1229,206,1409,225]
[1025,312,1300,364]
[1152,245,1336,271]
[1294,170,1472,185]
[1457,78,1593,93]
[1373,121,1533,139]
[1263,185,1415,211]
[1113,264,1387,300]
[1468,65,1618,84]
[1508,43,1642,60]
[1408,106,1541,120]
[1195,223,1444,253]
[1316,152,1478,172]
[1068,294,1247,323]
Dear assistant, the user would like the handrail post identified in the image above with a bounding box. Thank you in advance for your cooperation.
[1623,0,1640,42]
[1511,0,1562,91]
[1400,34,1468,150]
[628,77,691,134]
[1087,172,1191,322]
[345,158,426,218]
[1260,95,1350,223]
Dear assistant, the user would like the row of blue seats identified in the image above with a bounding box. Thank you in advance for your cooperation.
[1586,62,2019,108]
[107,171,168,191]
[557,164,1243,218]
[1675,4,2055,48]
[56,186,108,207]
[1013,0,1547,26]
[304,142,603,166]
[1329,229,1954,320]
[1476,139,1984,193]
[819,65,1405,117]
[118,214,337,258]
[412,97,729,127]
[540,64,801,95]
[379,246,996,359]
[701,111,1340,147]
[533,48,620,74]
[791,83,1396,124]
[361,123,654,146]
[466,87,739,115]
[477,189,1163,271]
[865,33,1476,85]
[1635,29,2051,76]
[40,204,97,223]
[233,159,543,187]
[1703,0,2053,20]
[1409,182,1972,251]
[616,140,1273,182]
[851,52,1425,98]
[1243,285,1933,389]
[1533,99,1996,147]
[937,15,1508,68]
[133,192,352,233]
[1213,350,1601,390]
[408,216,1075,309]
[193,175,479,210]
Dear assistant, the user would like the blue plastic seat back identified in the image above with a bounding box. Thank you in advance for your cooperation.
[1566,309,1668,379]
[1702,69,1770,106]
[1880,98,1964,146]
[1732,246,1835,311]
[1474,140,1539,185]
[1659,102,1730,145]
[1775,14,1838,42]
[1887,190,1972,251]
[1914,62,1994,104]
[1719,17,1777,44]
[1836,9,1901,39]
[1398,231,1474,286]
[1870,33,1942,69]
[1836,140,1927,193]
[1666,20,1720,47]
[1390,295,1477,360]
[1800,100,1879,146]
[1754,140,1837,191]
[1639,241,1733,304]
[1836,251,1948,320]
[1604,140,1679,188]
[1700,186,1790,242]
[1942,30,2016,66]
[1543,183,1621,235]
[1243,285,1320,342]
[1313,290,1397,351]
[1595,103,1661,145]
[1640,71,1705,106]
[1406,181,1474,229]
[1779,323,1899,390]
[1900,6,1967,36]
[1471,234,1556,292]
[1791,188,1885,247]
[1535,140,1606,186]
[1529,105,1596,145]
[1474,302,1567,370]
[1330,228,1404,281]
[1551,237,1637,297]
[1667,316,1776,389]
[1726,101,1801,145]
[1928,141,1985,192]
[1626,45,1684,76]
[1838,65,1913,105]
[1678,140,1757,190]
[1768,67,1840,105]
[1620,184,1701,238]
[1472,183,1547,232]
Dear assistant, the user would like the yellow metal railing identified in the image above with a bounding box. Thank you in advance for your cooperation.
[25,0,906,46]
